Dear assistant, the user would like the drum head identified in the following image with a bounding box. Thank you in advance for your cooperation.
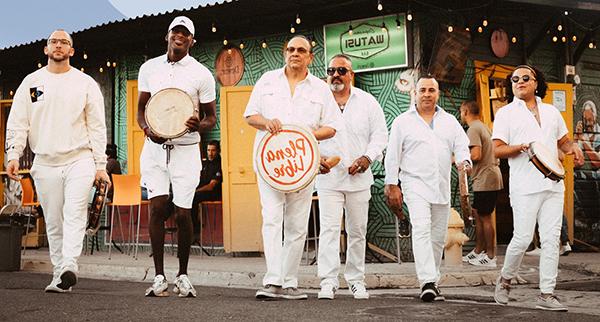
[256,125,320,193]
[145,88,194,139]
[529,141,565,178]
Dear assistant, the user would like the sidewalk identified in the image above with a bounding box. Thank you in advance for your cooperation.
[20,247,600,290]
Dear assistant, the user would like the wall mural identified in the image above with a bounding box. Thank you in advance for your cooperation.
[573,85,600,246]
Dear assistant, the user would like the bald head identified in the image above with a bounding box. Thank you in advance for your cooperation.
[48,29,73,47]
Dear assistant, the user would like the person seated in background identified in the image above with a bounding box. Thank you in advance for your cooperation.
[105,144,122,200]
[191,140,222,243]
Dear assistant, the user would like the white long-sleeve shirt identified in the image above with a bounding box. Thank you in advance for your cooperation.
[316,86,388,191]
[384,105,471,204]
[244,68,342,171]
[492,96,567,195]
[6,67,107,170]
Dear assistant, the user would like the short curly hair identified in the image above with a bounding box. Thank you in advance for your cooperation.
[504,64,548,101]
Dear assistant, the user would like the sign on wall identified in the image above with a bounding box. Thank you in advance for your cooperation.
[324,14,408,73]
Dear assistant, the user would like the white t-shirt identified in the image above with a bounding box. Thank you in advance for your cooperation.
[316,86,388,191]
[138,54,216,145]
[244,68,342,171]
[492,96,568,195]
[6,67,107,169]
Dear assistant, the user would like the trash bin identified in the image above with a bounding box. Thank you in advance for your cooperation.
[0,219,23,271]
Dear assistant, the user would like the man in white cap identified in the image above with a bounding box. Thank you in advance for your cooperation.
[137,16,217,297]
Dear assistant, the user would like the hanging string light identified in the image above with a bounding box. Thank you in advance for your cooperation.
[482,17,488,27]
[112,62,117,68]
[311,39,317,47]
[99,67,104,73]
[552,36,558,42]
[381,22,387,32]
[261,40,268,48]
[557,24,563,31]
[211,22,217,33]
[295,13,301,24]
[239,40,245,49]
[106,61,111,67]
[348,24,354,36]
[561,36,567,43]
[83,52,88,60]
[377,0,383,11]
[448,24,454,33]
[290,24,296,34]
[396,16,402,29]
[511,36,517,43]
[80,67,85,72]
[9,90,14,96]
[407,8,413,21]
[572,35,577,42]
[223,38,228,46]
[37,62,42,68]
[477,26,483,33]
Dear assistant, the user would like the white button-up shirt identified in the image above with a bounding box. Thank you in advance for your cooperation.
[492,96,568,195]
[316,86,388,191]
[384,105,471,204]
[244,68,342,170]
[138,54,216,144]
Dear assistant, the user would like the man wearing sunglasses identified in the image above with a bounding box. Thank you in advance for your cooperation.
[245,35,341,300]
[384,76,471,302]
[315,54,388,300]
[492,65,584,311]
[6,29,110,293]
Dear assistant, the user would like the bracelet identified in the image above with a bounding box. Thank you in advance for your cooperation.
[362,155,372,164]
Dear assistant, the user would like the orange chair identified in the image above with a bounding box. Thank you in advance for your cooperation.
[20,177,41,255]
[107,174,148,260]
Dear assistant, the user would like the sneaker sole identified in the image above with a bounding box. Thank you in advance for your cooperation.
[255,292,281,300]
[536,305,568,312]
[45,286,70,293]
[353,295,369,300]
[420,290,436,302]
[317,293,334,300]
[57,271,77,290]
[494,295,508,305]
[145,290,170,297]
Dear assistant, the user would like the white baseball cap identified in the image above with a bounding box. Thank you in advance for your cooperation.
[168,16,195,36]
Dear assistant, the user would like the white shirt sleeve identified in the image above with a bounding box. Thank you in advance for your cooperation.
[137,62,150,93]
[384,117,403,185]
[5,77,31,162]
[555,108,569,140]
[491,108,510,144]
[318,89,343,131]
[243,76,264,118]
[364,97,388,162]
[84,79,108,170]
[452,117,472,166]
[198,69,216,104]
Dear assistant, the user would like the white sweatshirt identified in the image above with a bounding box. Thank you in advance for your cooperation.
[6,67,107,170]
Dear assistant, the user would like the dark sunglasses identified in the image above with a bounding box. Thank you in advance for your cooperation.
[511,75,535,83]
[326,67,350,76]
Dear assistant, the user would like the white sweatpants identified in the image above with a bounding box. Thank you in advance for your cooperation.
[404,191,450,288]
[258,177,315,288]
[317,189,371,287]
[501,190,563,293]
[30,158,95,275]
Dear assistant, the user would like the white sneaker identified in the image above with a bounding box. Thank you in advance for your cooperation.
[462,249,485,263]
[56,267,77,291]
[145,274,169,297]
[173,274,197,298]
[526,247,541,256]
[469,255,497,268]
[560,244,572,256]
[350,282,369,299]
[45,276,72,293]
[318,283,336,300]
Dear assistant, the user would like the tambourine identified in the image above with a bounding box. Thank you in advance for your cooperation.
[86,180,108,236]
[256,124,320,193]
[527,141,565,182]
[145,88,195,139]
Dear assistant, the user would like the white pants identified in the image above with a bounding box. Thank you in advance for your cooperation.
[30,158,95,275]
[258,177,315,288]
[501,190,563,293]
[404,191,450,288]
[317,189,371,287]
[140,140,201,209]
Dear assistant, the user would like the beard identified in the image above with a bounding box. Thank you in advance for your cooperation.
[48,52,69,63]
[329,82,345,92]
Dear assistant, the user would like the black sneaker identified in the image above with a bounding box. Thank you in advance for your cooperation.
[420,282,437,302]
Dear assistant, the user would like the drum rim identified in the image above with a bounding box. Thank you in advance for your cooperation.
[528,141,565,178]
[145,87,194,139]
[256,124,320,193]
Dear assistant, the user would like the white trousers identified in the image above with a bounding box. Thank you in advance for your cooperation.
[404,191,450,288]
[501,190,563,293]
[30,158,95,275]
[317,189,371,287]
[258,177,315,288]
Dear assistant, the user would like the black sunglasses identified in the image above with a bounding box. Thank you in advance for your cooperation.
[326,67,350,76]
[511,75,535,83]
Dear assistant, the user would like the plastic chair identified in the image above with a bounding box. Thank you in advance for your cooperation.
[107,174,147,260]
[20,177,41,255]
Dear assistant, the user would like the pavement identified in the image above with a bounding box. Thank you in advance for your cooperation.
[19,246,600,290]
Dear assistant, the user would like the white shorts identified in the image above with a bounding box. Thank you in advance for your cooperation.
[140,139,201,209]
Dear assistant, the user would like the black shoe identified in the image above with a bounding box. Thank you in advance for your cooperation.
[57,270,77,290]
[420,282,437,302]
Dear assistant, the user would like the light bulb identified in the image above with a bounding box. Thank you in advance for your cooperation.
[296,14,301,24]
[407,11,413,21]
[37,62,42,68]
[290,25,296,34]
[9,90,14,96]
[80,67,85,72]
[511,36,517,43]
[483,19,488,27]
[211,23,217,33]
[349,25,353,36]
[377,0,383,11]
[112,62,117,68]
[83,53,88,60]
[448,25,454,33]
[589,42,595,49]
[99,67,104,73]
[311,40,316,47]
[106,61,111,67]
[552,36,558,42]
[561,36,567,43]
[572,35,577,42]
[239,42,245,49]
[227,48,232,54]
[558,24,563,31]
[381,23,386,32]
[477,26,483,33]
[262,41,267,48]
[223,39,228,46]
